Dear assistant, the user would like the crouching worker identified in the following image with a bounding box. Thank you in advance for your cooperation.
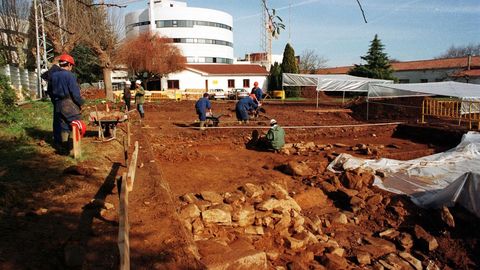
[248,119,285,152]
[236,94,258,124]
[195,93,211,130]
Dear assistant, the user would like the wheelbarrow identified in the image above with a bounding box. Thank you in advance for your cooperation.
[89,111,127,141]
[205,112,223,127]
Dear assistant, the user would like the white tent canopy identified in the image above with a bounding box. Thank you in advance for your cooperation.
[282,73,393,92]
[368,81,480,99]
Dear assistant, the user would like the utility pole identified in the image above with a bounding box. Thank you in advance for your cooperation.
[34,0,65,98]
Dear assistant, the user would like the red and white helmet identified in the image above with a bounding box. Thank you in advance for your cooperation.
[58,54,75,66]
[71,120,86,137]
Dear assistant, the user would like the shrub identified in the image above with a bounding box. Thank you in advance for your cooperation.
[0,74,18,123]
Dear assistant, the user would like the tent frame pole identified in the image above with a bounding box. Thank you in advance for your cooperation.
[316,90,319,108]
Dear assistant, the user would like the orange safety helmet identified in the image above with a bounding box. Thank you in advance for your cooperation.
[71,120,86,137]
[59,54,75,66]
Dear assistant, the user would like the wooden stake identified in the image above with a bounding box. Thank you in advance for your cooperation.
[118,173,130,270]
[127,141,139,192]
[95,105,103,140]
[127,120,131,147]
[72,124,81,159]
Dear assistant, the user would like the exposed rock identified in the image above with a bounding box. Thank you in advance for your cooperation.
[322,253,348,270]
[398,252,423,270]
[355,236,396,258]
[319,181,337,193]
[331,213,348,224]
[245,225,264,235]
[330,248,345,257]
[338,187,359,198]
[398,233,414,250]
[304,142,316,149]
[200,191,224,204]
[277,161,313,177]
[202,208,232,225]
[293,188,328,209]
[232,205,256,227]
[256,198,301,212]
[414,225,438,251]
[285,236,307,250]
[425,260,440,270]
[202,249,268,270]
[440,206,455,228]
[385,253,415,270]
[367,194,383,206]
[179,204,201,221]
[240,183,264,198]
[34,208,48,216]
[379,228,400,240]
[180,193,197,203]
[194,200,212,212]
[224,191,246,205]
[334,143,348,148]
[275,212,292,231]
[356,251,371,265]
[350,196,366,210]
[192,218,205,235]
[269,182,290,200]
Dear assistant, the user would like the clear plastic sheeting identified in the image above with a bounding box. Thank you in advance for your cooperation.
[327,131,480,218]
[367,81,480,99]
[281,73,393,91]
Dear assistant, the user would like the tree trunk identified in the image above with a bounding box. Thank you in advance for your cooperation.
[103,67,113,101]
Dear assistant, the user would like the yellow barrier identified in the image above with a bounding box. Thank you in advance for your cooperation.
[422,98,480,130]
[272,90,285,100]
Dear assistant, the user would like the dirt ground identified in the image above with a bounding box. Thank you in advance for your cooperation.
[0,98,478,269]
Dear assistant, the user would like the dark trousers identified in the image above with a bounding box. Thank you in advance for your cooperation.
[124,98,131,111]
[52,103,62,144]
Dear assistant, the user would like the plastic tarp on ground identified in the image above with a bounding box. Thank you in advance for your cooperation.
[327,131,480,218]
[282,73,393,92]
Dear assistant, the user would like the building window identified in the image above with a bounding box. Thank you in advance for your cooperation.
[228,80,235,88]
[398,79,410,83]
[243,79,250,88]
[420,79,428,83]
[167,80,179,89]
[435,78,443,82]
[154,19,232,31]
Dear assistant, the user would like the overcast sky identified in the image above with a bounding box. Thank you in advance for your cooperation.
[122,0,480,67]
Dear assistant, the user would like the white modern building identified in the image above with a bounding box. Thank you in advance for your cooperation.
[125,0,234,64]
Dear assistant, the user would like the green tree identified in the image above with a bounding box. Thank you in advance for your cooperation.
[0,74,17,123]
[70,44,102,85]
[268,62,282,91]
[348,34,396,80]
[281,43,300,97]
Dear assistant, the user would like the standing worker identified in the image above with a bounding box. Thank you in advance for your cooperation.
[235,95,258,124]
[134,80,145,119]
[123,80,132,112]
[251,81,263,103]
[50,54,85,154]
[195,93,212,130]
[41,63,62,145]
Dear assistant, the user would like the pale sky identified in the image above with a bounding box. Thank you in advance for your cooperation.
[121,0,480,67]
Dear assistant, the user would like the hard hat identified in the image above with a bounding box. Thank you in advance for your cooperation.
[270,119,277,125]
[125,80,131,85]
[71,120,86,137]
[58,54,75,65]
[254,81,259,87]
[135,80,142,85]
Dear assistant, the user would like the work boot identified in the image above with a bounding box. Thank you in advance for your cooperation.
[199,121,206,131]
[140,112,144,119]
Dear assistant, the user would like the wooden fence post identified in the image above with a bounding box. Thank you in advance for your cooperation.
[118,173,130,270]
[72,124,81,159]
[127,120,131,147]
[127,141,139,192]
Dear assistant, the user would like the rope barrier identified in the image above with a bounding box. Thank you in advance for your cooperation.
[176,122,405,130]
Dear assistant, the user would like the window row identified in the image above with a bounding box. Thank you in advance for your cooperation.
[155,20,232,31]
[167,79,252,89]
[172,38,232,47]
[126,19,232,32]
[186,57,233,64]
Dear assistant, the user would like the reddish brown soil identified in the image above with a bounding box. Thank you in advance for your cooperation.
[0,99,478,269]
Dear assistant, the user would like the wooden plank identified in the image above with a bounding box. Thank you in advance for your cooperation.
[127,121,131,147]
[72,125,81,159]
[303,109,352,113]
[127,141,139,192]
[118,173,130,270]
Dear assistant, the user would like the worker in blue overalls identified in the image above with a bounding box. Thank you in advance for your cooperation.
[195,92,212,130]
[235,94,258,124]
[50,54,85,154]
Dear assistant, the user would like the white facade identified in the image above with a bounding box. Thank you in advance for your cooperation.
[125,0,234,64]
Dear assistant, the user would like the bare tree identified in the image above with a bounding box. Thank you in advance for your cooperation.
[0,0,30,67]
[436,43,480,59]
[116,31,186,89]
[299,49,328,74]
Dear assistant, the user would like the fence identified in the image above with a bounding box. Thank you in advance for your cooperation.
[422,98,480,130]
[0,65,39,101]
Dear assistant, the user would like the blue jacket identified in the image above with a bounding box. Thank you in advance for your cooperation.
[195,97,211,114]
[236,96,258,112]
[252,87,263,101]
[51,69,84,107]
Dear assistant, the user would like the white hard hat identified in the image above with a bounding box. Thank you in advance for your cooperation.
[125,81,131,85]
[270,119,277,125]
[135,80,141,84]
